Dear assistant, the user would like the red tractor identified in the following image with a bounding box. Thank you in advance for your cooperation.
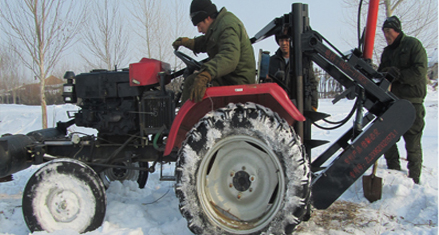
[0,2,414,234]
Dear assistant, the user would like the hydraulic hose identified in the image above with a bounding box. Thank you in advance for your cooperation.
[153,125,166,151]
[312,97,358,130]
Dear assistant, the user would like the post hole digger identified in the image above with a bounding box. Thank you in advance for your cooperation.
[0,1,414,234]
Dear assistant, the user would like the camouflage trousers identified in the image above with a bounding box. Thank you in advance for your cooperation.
[384,103,425,182]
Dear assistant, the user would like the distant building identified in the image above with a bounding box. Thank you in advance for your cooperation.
[0,76,64,105]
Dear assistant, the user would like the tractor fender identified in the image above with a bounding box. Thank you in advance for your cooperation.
[164,83,305,156]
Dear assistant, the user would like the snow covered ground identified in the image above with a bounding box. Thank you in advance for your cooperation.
[0,86,437,235]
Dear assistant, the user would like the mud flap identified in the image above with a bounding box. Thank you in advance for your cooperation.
[311,99,415,209]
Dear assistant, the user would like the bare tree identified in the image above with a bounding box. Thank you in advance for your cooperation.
[169,0,195,70]
[80,0,130,70]
[0,0,87,128]
[130,0,195,66]
[130,0,158,59]
[0,45,23,104]
[342,0,438,64]
[0,44,23,104]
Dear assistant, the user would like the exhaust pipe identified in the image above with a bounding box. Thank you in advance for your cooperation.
[0,134,36,178]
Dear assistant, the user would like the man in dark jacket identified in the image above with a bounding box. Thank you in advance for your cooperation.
[172,0,255,103]
[269,34,319,111]
[378,16,428,184]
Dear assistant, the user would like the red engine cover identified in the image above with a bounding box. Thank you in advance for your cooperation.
[129,58,171,86]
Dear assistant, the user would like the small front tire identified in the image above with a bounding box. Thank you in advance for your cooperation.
[22,159,106,233]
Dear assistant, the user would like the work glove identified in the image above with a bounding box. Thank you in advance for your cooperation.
[382,66,400,82]
[172,37,195,51]
[190,71,211,102]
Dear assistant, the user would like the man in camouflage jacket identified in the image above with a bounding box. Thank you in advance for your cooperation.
[378,16,428,184]
[173,0,255,103]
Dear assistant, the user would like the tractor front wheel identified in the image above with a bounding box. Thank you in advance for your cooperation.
[22,159,106,233]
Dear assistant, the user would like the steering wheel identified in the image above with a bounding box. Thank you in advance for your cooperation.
[174,50,202,70]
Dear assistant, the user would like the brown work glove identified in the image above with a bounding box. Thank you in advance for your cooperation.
[190,71,211,102]
[172,37,195,50]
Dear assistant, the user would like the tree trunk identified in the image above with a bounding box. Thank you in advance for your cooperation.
[12,90,16,104]
[40,78,47,129]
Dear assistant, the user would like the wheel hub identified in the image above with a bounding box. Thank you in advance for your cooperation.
[112,164,128,178]
[100,162,140,188]
[232,171,251,192]
[198,136,285,232]
[48,189,80,223]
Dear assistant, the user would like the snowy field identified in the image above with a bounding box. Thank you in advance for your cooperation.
[0,86,437,235]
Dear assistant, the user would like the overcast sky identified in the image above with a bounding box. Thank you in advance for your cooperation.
[4,0,436,80]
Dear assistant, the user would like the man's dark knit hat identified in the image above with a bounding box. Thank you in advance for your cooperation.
[190,0,217,26]
[382,16,402,33]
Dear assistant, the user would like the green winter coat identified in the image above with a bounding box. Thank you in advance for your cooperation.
[193,8,256,85]
[378,33,428,104]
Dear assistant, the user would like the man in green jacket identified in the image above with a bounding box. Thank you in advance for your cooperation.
[172,0,255,103]
[378,16,428,184]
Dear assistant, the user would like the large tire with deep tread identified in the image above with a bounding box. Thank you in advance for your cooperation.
[175,102,311,235]
[22,159,107,233]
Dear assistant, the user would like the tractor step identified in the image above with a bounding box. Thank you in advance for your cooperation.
[160,176,176,181]
[159,163,176,181]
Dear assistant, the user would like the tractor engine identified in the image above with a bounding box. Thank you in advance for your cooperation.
[63,58,174,136]
[69,70,140,135]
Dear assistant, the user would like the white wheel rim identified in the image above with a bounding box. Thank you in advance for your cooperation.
[197,135,285,234]
[47,189,80,222]
[32,162,98,232]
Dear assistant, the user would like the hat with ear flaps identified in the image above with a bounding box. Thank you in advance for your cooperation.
[190,0,218,26]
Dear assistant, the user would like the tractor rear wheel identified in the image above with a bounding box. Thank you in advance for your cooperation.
[175,103,311,235]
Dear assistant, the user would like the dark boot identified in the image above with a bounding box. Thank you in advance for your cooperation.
[410,176,420,184]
